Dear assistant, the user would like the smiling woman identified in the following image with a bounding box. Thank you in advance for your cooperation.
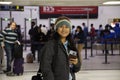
[39,16,81,80]
[55,16,71,41]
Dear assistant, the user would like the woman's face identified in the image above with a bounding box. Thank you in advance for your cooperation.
[77,28,80,32]
[57,25,70,39]
[10,22,16,30]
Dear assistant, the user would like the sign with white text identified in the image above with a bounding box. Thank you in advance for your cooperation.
[40,6,98,19]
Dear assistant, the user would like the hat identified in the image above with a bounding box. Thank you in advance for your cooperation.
[54,16,72,31]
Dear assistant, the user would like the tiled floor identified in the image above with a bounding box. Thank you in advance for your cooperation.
[0,47,120,80]
[0,70,120,80]
[23,47,120,71]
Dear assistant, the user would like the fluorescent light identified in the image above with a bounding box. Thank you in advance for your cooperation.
[0,2,12,5]
[103,1,120,5]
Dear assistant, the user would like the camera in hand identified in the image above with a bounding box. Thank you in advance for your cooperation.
[69,54,77,59]
[69,50,77,59]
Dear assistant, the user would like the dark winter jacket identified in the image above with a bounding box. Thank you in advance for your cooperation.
[40,40,81,80]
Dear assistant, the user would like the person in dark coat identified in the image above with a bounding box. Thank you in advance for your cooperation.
[28,21,38,60]
[46,23,55,40]
[35,27,47,62]
[100,24,111,54]
[40,16,81,80]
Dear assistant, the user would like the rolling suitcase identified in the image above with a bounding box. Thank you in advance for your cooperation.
[13,43,24,75]
[13,58,24,75]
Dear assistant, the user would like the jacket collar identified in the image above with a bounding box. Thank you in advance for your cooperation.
[58,40,70,55]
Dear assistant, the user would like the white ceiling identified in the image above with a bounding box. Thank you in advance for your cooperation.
[1,0,120,6]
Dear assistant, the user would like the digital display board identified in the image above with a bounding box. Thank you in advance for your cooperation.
[0,5,24,11]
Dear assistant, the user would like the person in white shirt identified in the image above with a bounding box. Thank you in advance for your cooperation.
[41,25,48,35]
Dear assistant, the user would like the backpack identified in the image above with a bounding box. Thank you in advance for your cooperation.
[14,43,23,59]
[26,53,34,63]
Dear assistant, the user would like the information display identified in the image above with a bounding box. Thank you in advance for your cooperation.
[0,5,24,11]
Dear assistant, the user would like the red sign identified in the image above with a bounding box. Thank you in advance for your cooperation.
[40,6,98,19]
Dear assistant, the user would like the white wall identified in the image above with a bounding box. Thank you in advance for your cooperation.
[0,6,39,39]
[39,6,120,31]
[0,6,120,38]
[70,6,120,30]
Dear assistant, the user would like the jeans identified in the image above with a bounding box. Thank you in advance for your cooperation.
[4,43,14,71]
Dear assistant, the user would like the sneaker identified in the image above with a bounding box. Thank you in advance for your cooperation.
[6,72,15,76]
[0,71,3,74]
[3,70,10,73]
[16,73,23,76]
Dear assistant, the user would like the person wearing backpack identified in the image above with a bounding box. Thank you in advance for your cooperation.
[40,16,81,80]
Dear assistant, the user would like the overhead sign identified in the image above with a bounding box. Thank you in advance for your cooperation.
[40,6,98,19]
[0,5,24,11]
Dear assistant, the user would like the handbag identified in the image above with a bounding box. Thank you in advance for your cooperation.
[31,72,43,80]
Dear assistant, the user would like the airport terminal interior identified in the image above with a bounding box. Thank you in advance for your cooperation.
[0,0,120,80]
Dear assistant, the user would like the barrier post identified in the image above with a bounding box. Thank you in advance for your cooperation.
[103,39,110,64]
[84,38,89,60]
[90,37,94,57]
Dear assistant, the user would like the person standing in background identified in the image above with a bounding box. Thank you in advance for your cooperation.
[46,23,55,40]
[97,24,103,39]
[15,25,22,42]
[113,23,120,38]
[100,24,110,54]
[35,27,47,62]
[74,26,84,63]
[90,23,96,40]
[82,22,88,49]
[90,24,96,37]
[71,25,76,39]
[28,21,38,60]
[0,22,19,75]
[82,22,88,39]
[41,25,48,35]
